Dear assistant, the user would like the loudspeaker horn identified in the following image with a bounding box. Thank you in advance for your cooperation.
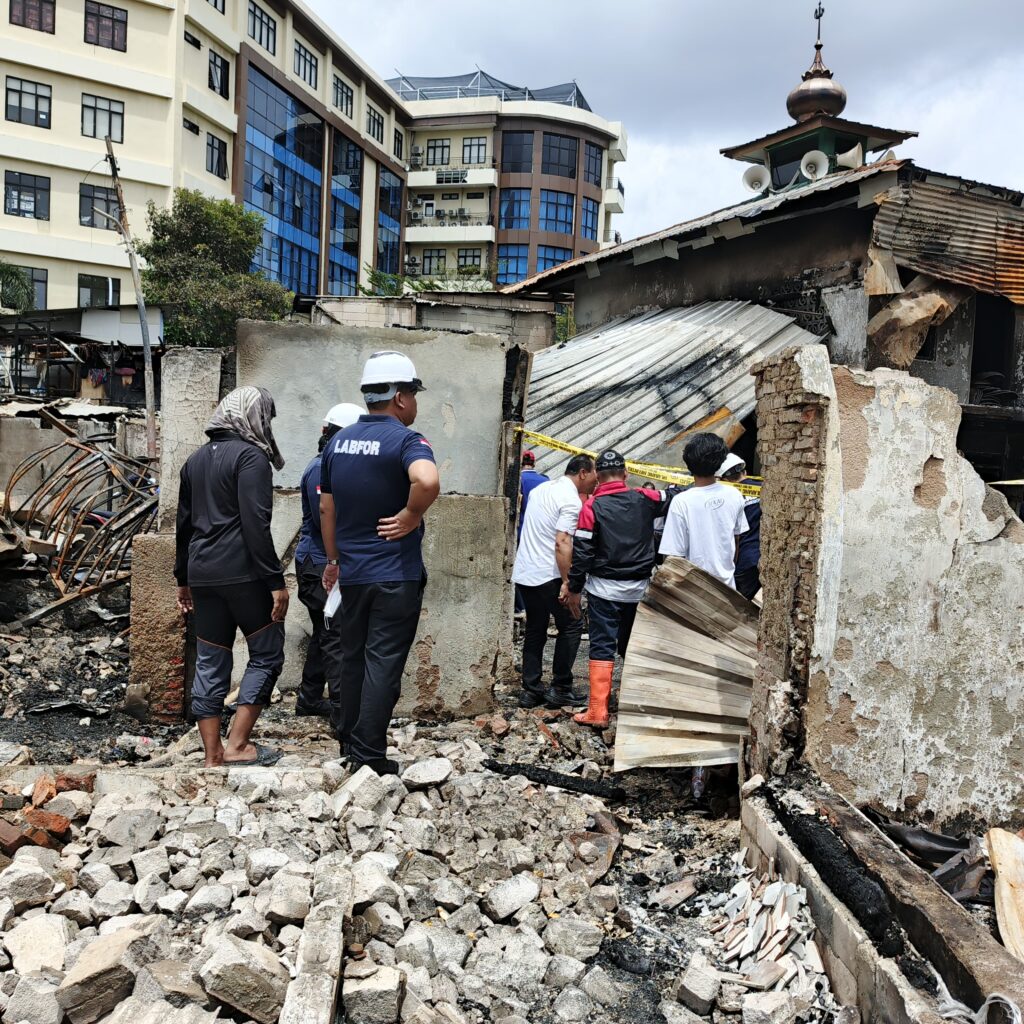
[835,143,864,170]
[742,164,770,193]
[800,149,830,181]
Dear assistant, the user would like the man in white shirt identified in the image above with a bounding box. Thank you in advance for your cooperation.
[511,454,597,709]
[660,434,749,588]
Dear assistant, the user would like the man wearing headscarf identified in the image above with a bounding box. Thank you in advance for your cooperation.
[174,385,287,767]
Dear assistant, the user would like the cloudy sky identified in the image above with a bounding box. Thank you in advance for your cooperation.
[307,0,1024,240]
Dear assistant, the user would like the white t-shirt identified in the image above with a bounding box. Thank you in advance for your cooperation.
[659,483,749,587]
[511,475,582,587]
[585,575,650,604]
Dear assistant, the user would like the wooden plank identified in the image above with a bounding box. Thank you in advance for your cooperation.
[989,828,1024,963]
[616,711,749,738]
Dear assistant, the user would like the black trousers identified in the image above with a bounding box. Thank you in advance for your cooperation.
[518,578,584,696]
[190,580,284,720]
[296,557,329,708]
[735,566,761,601]
[587,592,638,662]
[338,579,423,764]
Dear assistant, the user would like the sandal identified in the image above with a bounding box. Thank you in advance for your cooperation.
[225,743,282,767]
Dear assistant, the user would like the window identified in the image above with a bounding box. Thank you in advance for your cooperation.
[333,76,353,117]
[293,41,317,89]
[79,183,119,228]
[84,1,127,51]
[4,171,49,219]
[539,189,573,234]
[499,188,530,230]
[183,29,200,48]
[458,248,481,274]
[209,51,229,99]
[206,133,227,178]
[377,169,402,275]
[425,138,449,166]
[422,248,446,275]
[440,192,458,201]
[247,0,275,54]
[580,196,598,241]
[466,191,485,200]
[207,0,224,11]
[82,93,124,142]
[462,136,486,165]
[542,132,578,178]
[537,245,572,271]
[366,105,383,143]
[6,77,51,128]
[584,142,603,186]
[497,244,528,285]
[78,273,119,308]
[10,0,55,33]
[393,129,403,160]
[329,133,361,297]
[13,266,46,309]
[183,116,200,135]
[501,131,533,173]
[423,201,434,218]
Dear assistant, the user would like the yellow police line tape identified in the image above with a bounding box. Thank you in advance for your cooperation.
[515,427,762,498]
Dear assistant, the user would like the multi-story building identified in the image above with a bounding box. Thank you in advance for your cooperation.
[0,0,409,309]
[385,71,627,286]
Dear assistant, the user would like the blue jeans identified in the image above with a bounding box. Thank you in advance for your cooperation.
[586,593,639,662]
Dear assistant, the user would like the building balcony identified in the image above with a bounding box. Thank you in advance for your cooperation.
[601,229,622,249]
[604,177,625,214]
[407,164,498,189]
[405,216,496,244]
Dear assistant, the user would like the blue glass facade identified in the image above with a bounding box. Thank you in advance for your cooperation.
[328,132,362,296]
[244,66,324,294]
[377,169,402,275]
[497,244,528,285]
[537,245,573,271]
[499,188,530,230]
[581,196,598,241]
[539,189,574,234]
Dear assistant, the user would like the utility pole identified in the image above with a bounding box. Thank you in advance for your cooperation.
[103,136,156,460]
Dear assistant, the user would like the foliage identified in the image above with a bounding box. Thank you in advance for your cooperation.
[137,189,292,347]
[0,259,34,312]
[555,303,576,344]
[359,264,495,296]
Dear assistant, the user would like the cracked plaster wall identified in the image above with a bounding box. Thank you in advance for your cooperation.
[806,362,1024,826]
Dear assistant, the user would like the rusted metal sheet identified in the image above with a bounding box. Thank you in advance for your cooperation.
[872,181,1024,305]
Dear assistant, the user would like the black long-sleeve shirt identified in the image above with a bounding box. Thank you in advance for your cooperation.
[174,429,284,590]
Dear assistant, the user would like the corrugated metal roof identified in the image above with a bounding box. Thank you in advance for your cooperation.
[506,161,906,295]
[872,180,1024,305]
[524,301,821,475]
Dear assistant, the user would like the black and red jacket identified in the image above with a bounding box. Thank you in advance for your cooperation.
[568,480,676,594]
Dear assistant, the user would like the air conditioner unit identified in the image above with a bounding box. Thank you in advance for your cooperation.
[406,266,419,276]
[410,155,422,167]
[457,208,467,217]
[449,210,457,218]
[436,210,446,218]
[411,146,423,156]
[410,212,421,221]
[412,196,423,206]
[407,255,420,264]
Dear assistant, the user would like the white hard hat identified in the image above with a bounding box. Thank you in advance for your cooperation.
[716,452,746,477]
[360,351,425,393]
[323,403,364,429]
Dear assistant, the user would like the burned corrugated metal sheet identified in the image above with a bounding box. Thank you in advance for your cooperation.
[506,161,906,295]
[872,181,1024,305]
[524,301,821,474]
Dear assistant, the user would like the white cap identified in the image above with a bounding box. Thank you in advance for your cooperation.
[716,452,746,478]
[323,403,364,429]
[360,351,424,390]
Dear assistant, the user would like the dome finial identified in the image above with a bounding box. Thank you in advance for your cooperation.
[786,3,847,121]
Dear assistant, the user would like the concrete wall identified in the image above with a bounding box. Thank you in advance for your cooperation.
[236,320,519,495]
[753,345,1024,827]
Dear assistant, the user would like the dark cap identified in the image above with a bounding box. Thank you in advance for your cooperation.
[595,449,626,472]
[521,451,536,465]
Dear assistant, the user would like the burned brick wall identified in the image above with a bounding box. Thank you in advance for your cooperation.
[748,347,834,778]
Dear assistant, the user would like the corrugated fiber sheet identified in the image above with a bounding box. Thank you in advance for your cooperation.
[873,181,1024,305]
[525,301,821,474]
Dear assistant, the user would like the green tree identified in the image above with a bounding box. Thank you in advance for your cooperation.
[555,303,576,344]
[0,259,34,312]
[137,188,292,347]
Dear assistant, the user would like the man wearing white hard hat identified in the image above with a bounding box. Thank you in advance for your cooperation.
[294,402,363,724]
[320,351,440,775]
